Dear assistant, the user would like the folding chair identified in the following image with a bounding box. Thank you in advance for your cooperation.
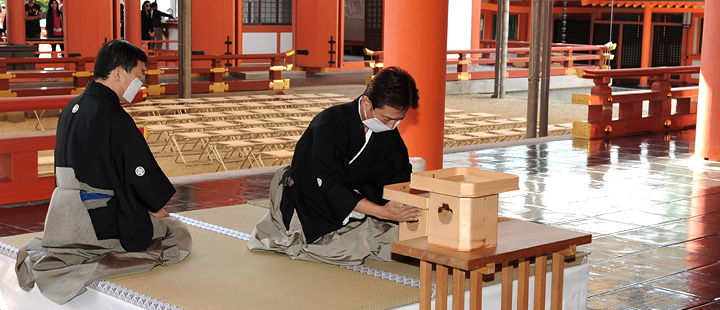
[464,121,500,131]
[235,119,269,128]
[203,121,237,130]
[489,129,525,142]
[256,150,295,167]
[160,104,190,115]
[146,124,177,155]
[249,109,282,118]
[135,115,169,125]
[465,132,500,144]
[248,138,291,152]
[467,112,500,120]
[444,134,476,147]
[238,127,277,139]
[166,114,201,123]
[197,112,228,121]
[268,126,305,137]
[279,135,302,148]
[171,132,216,166]
[263,118,294,127]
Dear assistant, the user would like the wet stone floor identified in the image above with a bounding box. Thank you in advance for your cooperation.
[2,129,720,309]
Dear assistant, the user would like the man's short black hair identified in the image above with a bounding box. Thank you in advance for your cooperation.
[94,40,148,80]
[363,66,419,111]
[150,2,157,8]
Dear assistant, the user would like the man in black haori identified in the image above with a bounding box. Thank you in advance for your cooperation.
[15,40,192,305]
[249,67,422,265]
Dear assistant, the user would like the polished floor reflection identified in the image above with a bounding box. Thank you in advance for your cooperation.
[2,129,720,309]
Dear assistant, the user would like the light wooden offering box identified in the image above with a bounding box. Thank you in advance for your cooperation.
[384,168,519,251]
[383,182,429,241]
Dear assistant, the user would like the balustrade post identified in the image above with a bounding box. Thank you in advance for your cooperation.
[588,77,613,123]
[481,43,490,59]
[73,59,90,89]
[564,50,574,71]
[648,74,672,117]
[145,57,159,86]
[144,57,165,97]
[0,60,10,93]
[595,49,605,68]
[374,52,384,76]
[210,57,225,84]
[457,53,468,75]
[269,56,283,81]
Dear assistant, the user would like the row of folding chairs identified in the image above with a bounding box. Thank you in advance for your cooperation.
[444,117,528,134]
[125,98,350,117]
[134,93,346,107]
[443,123,573,147]
[135,110,319,126]
[156,127,300,170]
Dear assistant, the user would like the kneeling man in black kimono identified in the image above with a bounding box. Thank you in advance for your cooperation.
[249,67,423,265]
[15,39,192,304]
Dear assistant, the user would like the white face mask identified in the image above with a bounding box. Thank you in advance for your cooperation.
[362,105,400,133]
[122,78,143,103]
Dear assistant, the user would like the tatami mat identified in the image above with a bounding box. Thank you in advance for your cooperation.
[1,205,420,310]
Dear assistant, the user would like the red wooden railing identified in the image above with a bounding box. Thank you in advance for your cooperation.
[446,43,611,81]
[363,42,611,83]
[0,50,294,98]
[0,132,56,205]
[571,66,699,139]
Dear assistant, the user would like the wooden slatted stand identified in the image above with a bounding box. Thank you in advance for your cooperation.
[391,220,591,310]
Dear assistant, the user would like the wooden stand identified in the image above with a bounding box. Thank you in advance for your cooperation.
[391,220,592,310]
[383,167,518,250]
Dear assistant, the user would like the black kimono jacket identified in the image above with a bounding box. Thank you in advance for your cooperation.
[55,81,176,252]
[286,97,412,243]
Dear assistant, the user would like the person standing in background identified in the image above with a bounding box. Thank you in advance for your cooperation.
[140,1,154,46]
[25,0,42,39]
[45,0,63,52]
[149,2,174,50]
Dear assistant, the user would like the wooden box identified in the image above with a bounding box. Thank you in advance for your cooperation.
[383,182,429,241]
[410,167,519,197]
[427,193,499,251]
[384,168,519,251]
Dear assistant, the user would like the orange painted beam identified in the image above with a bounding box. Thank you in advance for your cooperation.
[695,1,720,161]
[66,0,114,58]
[471,0,483,57]
[384,0,448,170]
[191,0,235,67]
[639,6,652,86]
[7,0,25,44]
[125,0,142,47]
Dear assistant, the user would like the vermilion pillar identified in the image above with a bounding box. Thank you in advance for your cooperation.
[65,0,114,58]
[192,0,235,67]
[695,1,720,161]
[125,0,142,47]
[384,0,448,170]
[471,0,483,58]
[7,0,25,44]
[639,6,652,87]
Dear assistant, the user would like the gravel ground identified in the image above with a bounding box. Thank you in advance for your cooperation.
[0,92,588,177]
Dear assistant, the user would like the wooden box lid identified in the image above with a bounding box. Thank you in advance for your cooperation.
[410,167,519,197]
[383,182,429,209]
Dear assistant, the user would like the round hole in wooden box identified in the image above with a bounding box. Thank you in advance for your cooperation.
[438,203,453,225]
[405,220,419,231]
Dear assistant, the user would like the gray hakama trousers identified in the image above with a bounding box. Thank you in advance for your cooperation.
[248,166,398,265]
[14,168,192,305]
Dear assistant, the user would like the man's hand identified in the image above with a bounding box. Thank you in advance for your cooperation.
[354,198,422,222]
[149,30,155,37]
[381,201,422,222]
[150,208,169,218]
